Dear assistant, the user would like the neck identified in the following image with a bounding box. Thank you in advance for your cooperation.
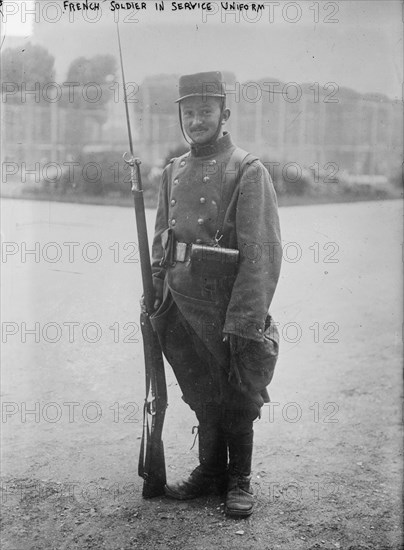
[190,132,232,158]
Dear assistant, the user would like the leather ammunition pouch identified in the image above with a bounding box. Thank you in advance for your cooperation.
[159,229,239,278]
[190,244,239,277]
[159,228,176,267]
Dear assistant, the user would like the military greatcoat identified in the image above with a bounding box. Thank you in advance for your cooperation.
[151,132,282,408]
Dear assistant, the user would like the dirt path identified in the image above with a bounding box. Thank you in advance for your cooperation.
[1,198,402,550]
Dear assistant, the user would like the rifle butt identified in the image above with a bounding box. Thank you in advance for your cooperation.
[141,439,166,498]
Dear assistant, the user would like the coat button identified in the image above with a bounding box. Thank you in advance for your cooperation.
[199,197,206,204]
[171,219,176,226]
[210,160,217,165]
[197,218,204,225]
[203,176,210,183]
[171,199,176,206]
[180,160,186,167]
[173,178,179,184]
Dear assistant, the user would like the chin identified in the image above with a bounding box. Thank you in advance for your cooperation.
[190,133,215,145]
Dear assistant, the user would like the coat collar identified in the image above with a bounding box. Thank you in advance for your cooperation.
[190,132,234,158]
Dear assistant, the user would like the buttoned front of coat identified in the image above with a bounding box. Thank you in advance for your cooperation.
[168,151,227,245]
[151,133,282,365]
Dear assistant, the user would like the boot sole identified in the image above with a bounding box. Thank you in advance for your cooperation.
[164,484,223,500]
[164,475,227,501]
[224,505,254,518]
[164,485,200,500]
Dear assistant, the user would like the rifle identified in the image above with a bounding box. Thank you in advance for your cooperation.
[116,24,168,498]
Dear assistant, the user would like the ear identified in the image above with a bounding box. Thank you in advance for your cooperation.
[221,108,231,123]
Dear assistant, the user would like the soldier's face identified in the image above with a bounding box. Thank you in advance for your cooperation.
[180,96,223,145]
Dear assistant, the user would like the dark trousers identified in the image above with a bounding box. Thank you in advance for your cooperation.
[161,301,259,436]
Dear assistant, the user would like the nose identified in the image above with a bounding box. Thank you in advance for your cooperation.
[190,114,203,128]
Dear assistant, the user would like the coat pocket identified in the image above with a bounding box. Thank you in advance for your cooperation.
[231,315,279,394]
[149,292,175,336]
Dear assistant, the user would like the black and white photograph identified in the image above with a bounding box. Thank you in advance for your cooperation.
[1,1,403,548]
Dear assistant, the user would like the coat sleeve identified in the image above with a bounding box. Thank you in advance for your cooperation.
[151,165,171,299]
[223,160,282,342]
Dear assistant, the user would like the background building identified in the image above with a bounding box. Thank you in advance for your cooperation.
[3,74,401,182]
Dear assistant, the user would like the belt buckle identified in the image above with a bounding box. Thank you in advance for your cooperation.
[176,242,187,262]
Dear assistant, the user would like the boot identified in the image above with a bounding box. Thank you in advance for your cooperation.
[165,424,227,500]
[225,431,254,517]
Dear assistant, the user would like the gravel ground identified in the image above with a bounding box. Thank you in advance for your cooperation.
[1,198,402,550]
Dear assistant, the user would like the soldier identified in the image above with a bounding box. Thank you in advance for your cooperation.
[150,71,282,517]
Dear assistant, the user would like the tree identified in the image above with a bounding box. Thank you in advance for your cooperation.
[66,54,117,83]
[62,55,118,150]
[1,42,55,85]
[65,54,117,107]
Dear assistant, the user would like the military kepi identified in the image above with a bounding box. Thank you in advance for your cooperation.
[176,71,226,103]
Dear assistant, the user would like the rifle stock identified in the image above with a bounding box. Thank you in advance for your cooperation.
[131,162,168,499]
[116,25,167,498]
[138,311,167,498]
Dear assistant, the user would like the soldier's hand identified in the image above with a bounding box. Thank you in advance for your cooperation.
[223,333,251,355]
[140,294,162,312]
